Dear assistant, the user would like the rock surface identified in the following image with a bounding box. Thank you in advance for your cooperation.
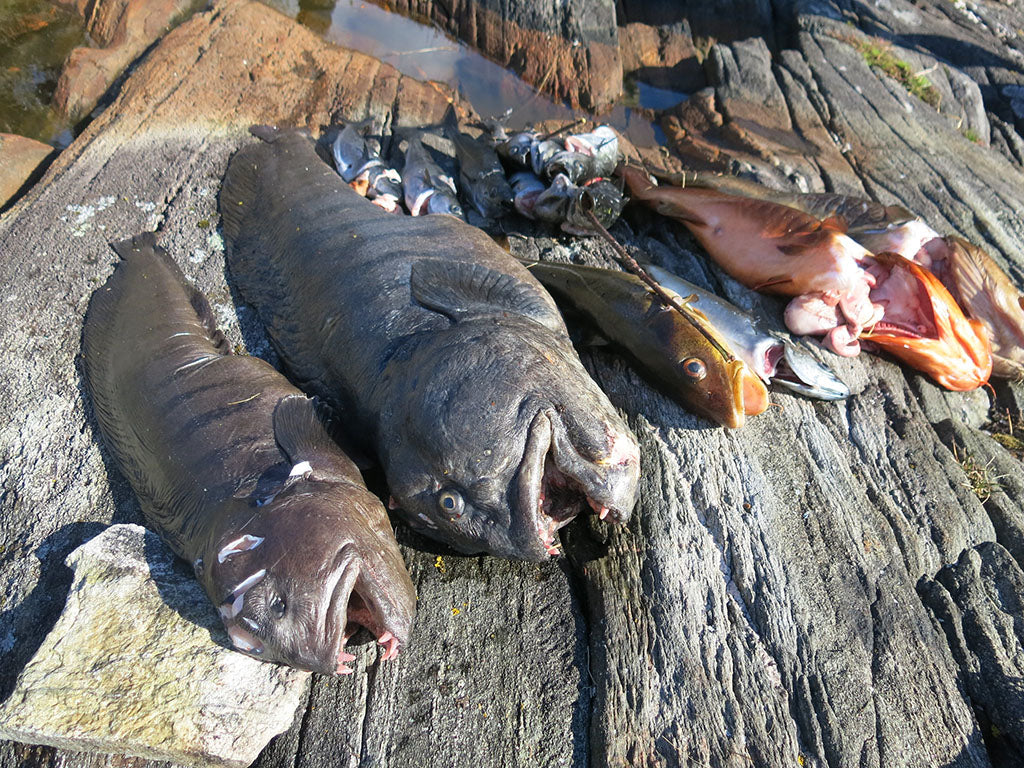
[1,0,1024,767]
[368,0,622,111]
[0,524,308,767]
[53,0,198,120]
[0,134,52,209]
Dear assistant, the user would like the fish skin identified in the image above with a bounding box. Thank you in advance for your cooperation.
[81,233,416,675]
[443,107,513,219]
[564,126,619,177]
[221,127,640,562]
[562,178,625,236]
[921,236,1024,380]
[646,264,850,400]
[510,171,546,218]
[525,260,767,428]
[496,130,538,169]
[862,251,993,390]
[620,165,880,356]
[331,123,403,211]
[402,133,464,219]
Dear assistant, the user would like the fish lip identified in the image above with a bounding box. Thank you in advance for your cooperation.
[323,545,362,672]
[516,411,558,561]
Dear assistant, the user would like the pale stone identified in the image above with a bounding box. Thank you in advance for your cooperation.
[0,524,309,768]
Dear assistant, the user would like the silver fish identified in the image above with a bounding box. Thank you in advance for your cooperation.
[563,125,618,177]
[647,264,850,400]
[402,134,464,219]
[510,171,547,219]
[444,107,513,219]
[331,123,403,212]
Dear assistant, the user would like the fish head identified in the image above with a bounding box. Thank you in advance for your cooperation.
[773,343,851,400]
[562,180,624,235]
[544,151,595,183]
[379,322,640,561]
[852,219,941,261]
[862,251,992,390]
[498,132,536,169]
[531,140,565,176]
[470,174,514,219]
[427,193,465,220]
[198,485,415,675]
[646,303,767,428]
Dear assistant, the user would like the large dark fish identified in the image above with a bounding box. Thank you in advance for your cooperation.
[82,233,416,675]
[221,127,641,562]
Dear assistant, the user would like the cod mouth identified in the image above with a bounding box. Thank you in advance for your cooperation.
[516,410,638,560]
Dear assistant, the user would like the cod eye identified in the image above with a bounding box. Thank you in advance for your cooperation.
[269,596,287,619]
[682,357,707,381]
[437,489,465,518]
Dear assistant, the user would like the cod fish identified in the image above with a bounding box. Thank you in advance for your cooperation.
[331,122,403,213]
[82,233,416,675]
[402,134,465,219]
[520,173,625,236]
[221,127,640,562]
[646,264,850,400]
[525,260,768,428]
[443,107,513,219]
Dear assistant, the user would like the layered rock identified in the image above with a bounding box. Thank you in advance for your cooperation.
[0,525,308,767]
[0,134,52,210]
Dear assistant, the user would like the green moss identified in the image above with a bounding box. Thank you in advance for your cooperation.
[964,128,980,144]
[855,39,941,109]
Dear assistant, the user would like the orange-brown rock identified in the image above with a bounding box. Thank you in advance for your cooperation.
[0,134,53,209]
[619,22,704,93]
[52,0,197,120]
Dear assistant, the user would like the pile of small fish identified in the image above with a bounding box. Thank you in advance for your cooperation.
[329,108,626,235]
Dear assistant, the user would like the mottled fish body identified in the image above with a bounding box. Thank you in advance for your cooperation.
[525,260,768,428]
[82,233,416,675]
[443,107,513,219]
[646,264,850,400]
[564,125,618,177]
[222,127,640,562]
[402,134,464,218]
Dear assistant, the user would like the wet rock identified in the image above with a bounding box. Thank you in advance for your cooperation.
[369,0,622,111]
[617,0,776,52]
[0,524,308,767]
[53,0,198,120]
[0,134,53,210]
[619,22,705,94]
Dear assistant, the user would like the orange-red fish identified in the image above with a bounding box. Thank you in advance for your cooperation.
[862,252,992,390]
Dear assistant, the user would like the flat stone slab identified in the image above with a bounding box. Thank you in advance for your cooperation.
[0,524,308,767]
[0,134,52,209]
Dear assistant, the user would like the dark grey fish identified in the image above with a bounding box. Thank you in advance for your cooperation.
[402,133,464,219]
[543,150,597,184]
[443,107,513,219]
[496,129,538,169]
[82,233,416,674]
[563,178,625,235]
[221,126,641,562]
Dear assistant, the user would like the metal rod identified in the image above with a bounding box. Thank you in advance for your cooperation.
[582,206,738,363]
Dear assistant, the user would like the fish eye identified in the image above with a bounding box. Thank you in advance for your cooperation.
[681,357,707,381]
[269,596,287,619]
[437,489,465,518]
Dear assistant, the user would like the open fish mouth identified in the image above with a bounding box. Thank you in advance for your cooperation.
[322,546,405,675]
[862,252,992,391]
[517,410,637,559]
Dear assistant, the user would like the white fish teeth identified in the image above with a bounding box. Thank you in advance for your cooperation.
[228,624,264,654]
[221,568,267,618]
[217,534,264,563]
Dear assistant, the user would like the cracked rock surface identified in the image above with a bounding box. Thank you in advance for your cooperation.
[1,0,1024,767]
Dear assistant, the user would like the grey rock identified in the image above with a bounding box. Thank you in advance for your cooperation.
[0,525,309,767]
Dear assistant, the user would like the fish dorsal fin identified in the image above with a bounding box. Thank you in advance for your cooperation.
[410,259,561,328]
[272,395,358,482]
[110,233,231,355]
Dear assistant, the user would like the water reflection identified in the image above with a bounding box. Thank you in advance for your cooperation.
[262,0,676,147]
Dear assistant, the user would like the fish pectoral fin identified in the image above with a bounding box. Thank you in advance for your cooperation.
[820,215,848,233]
[272,395,359,482]
[410,259,562,329]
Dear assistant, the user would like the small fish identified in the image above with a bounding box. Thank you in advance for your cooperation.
[496,129,539,169]
[402,134,464,219]
[562,178,626,236]
[564,125,619,177]
[510,171,547,219]
[443,107,513,219]
[331,122,403,213]
[861,251,992,391]
[530,139,565,177]
[525,260,768,428]
[543,151,598,184]
[918,236,1024,380]
[620,165,880,356]
[646,264,850,400]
